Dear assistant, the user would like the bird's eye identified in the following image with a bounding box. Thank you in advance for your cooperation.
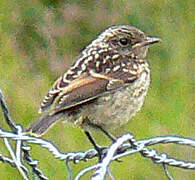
[119,38,129,46]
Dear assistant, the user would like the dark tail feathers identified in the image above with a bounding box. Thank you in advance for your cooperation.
[25,112,64,136]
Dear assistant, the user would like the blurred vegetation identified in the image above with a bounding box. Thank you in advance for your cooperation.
[0,0,194,179]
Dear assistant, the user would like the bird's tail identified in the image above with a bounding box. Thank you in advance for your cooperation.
[25,112,64,136]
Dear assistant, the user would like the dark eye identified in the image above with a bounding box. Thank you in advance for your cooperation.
[119,38,129,46]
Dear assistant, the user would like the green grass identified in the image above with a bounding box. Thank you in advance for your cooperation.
[0,0,194,179]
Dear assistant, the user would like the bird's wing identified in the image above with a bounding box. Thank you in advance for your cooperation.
[39,68,138,114]
[44,73,124,113]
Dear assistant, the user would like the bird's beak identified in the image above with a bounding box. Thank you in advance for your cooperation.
[144,36,162,46]
[132,36,161,50]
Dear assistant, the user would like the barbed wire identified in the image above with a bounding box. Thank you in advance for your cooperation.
[0,87,194,180]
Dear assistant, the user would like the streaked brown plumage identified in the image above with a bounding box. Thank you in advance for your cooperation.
[26,25,161,137]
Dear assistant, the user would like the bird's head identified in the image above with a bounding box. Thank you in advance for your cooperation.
[92,25,161,59]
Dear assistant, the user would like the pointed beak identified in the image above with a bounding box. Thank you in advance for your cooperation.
[132,36,161,50]
[144,36,162,46]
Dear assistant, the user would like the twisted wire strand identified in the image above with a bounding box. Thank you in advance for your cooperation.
[0,124,194,179]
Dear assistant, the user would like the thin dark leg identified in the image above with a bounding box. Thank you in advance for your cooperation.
[96,127,127,158]
[84,131,100,151]
[84,131,105,161]
[97,126,117,142]
[83,117,116,142]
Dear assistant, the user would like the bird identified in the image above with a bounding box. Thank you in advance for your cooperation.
[26,24,160,152]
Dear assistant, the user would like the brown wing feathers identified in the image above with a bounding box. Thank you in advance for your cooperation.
[40,66,139,114]
[54,75,109,112]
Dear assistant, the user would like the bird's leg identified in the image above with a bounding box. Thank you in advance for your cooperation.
[83,117,116,142]
[84,131,106,161]
[96,126,117,142]
[96,126,127,160]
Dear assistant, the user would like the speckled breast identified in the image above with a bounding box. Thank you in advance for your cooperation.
[81,68,150,130]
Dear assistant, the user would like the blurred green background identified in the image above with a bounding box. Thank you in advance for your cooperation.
[0,0,194,179]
